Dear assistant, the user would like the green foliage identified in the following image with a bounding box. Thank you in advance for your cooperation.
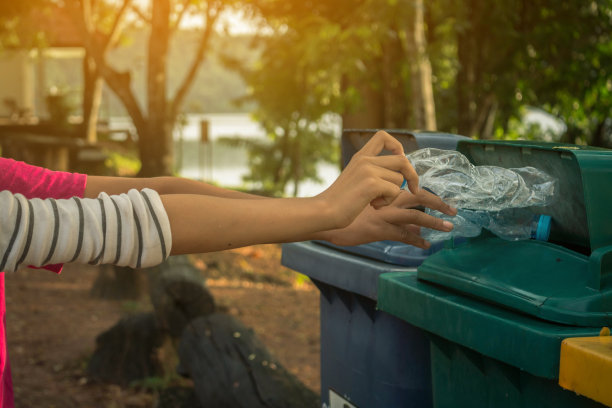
[45,88,75,127]
[0,0,48,49]
[242,0,612,147]
[120,300,150,315]
[105,151,141,177]
[508,0,612,146]
[129,375,178,392]
[222,21,342,196]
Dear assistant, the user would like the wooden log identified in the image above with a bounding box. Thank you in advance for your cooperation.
[178,313,319,408]
[87,312,164,386]
[149,255,215,338]
[90,264,148,300]
[156,386,203,408]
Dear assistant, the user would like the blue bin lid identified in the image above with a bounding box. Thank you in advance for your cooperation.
[281,241,411,300]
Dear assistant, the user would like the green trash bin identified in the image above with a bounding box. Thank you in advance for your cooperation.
[377,139,612,408]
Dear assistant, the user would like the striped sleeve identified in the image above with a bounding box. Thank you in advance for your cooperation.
[0,188,172,272]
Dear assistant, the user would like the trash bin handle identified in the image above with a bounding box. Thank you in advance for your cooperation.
[588,245,612,290]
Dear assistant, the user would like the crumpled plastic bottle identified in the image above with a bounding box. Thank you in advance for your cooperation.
[422,208,553,242]
[402,148,558,242]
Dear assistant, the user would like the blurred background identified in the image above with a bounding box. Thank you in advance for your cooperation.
[1,0,611,197]
[1,1,612,407]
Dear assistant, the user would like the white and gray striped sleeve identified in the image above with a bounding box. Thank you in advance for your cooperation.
[0,188,172,272]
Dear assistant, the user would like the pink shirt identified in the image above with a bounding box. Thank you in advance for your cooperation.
[0,158,87,407]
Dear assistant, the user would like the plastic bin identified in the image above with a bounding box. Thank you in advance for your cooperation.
[282,242,432,408]
[281,129,467,408]
[377,139,612,408]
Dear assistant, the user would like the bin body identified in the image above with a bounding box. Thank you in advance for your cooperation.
[282,242,432,408]
[378,272,605,408]
[378,140,612,408]
[319,284,431,408]
[429,336,605,408]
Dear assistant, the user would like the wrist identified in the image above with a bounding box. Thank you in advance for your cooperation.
[311,194,349,231]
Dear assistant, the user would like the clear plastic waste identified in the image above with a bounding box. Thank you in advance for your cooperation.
[405,148,558,211]
[403,148,558,242]
[421,208,552,242]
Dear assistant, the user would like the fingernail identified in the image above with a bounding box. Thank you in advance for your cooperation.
[443,221,454,231]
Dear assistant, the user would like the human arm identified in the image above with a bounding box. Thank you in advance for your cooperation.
[84,174,265,200]
[0,131,452,271]
[164,131,451,253]
[86,130,454,249]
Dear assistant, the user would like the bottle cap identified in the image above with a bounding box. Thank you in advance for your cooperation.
[535,215,552,241]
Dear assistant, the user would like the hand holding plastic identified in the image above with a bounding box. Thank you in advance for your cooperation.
[324,189,456,249]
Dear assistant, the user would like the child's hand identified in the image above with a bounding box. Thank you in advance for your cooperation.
[316,130,420,229]
[323,189,457,249]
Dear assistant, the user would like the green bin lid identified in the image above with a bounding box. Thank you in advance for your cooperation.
[416,140,612,327]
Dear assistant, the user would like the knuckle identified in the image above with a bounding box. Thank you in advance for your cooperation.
[374,130,389,139]
[399,227,414,242]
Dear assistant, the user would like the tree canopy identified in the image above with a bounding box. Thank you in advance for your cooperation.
[3,0,611,190]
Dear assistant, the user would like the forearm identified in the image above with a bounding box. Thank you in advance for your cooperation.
[85,175,266,200]
[85,177,335,245]
[163,194,336,254]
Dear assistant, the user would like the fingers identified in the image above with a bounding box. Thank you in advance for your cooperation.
[386,224,430,249]
[384,206,454,232]
[354,154,419,194]
[355,131,420,194]
[393,190,457,216]
[417,190,457,216]
[358,130,405,156]
[369,179,402,209]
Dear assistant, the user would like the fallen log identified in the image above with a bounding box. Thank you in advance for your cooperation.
[149,255,215,338]
[178,313,319,408]
[87,312,164,386]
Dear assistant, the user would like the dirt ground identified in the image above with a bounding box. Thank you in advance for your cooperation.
[5,244,320,408]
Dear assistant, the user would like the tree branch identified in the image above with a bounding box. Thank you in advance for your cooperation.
[130,3,152,25]
[169,2,222,119]
[102,0,133,52]
[65,0,146,131]
[170,0,191,33]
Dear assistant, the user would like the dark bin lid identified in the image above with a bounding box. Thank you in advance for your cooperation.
[416,140,612,327]
[341,129,469,169]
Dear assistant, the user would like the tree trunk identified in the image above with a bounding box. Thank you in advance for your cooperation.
[456,0,477,137]
[590,118,612,148]
[407,0,437,130]
[68,0,219,177]
[470,94,498,139]
[341,71,386,129]
[381,32,408,129]
[140,0,174,177]
[82,52,103,144]
[138,121,175,176]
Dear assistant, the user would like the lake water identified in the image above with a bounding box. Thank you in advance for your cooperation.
[111,112,342,197]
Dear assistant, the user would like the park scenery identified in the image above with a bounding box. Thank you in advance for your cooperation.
[1,0,611,407]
